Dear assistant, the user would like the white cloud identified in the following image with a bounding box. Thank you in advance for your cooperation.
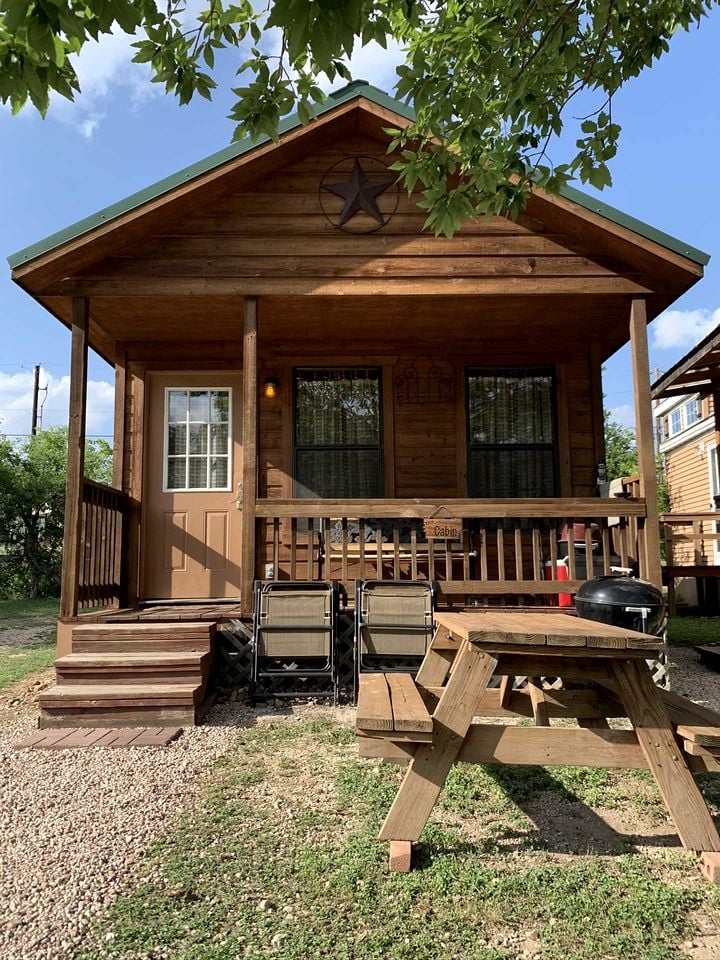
[0,368,115,438]
[651,307,720,351]
[608,404,635,430]
[49,28,161,138]
[337,39,404,95]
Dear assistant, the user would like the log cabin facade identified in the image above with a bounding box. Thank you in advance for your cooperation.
[8,82,710,725]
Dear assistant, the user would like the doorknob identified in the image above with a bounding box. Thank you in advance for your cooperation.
[236,482,243,508]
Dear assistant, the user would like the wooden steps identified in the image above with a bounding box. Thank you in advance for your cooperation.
[55,651,210,685]
[38,621,215,728]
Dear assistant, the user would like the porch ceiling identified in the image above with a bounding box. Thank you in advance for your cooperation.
[38,293,638,365]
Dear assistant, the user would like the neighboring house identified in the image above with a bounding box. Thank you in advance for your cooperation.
[7,81,709,726]
[653,326,720,610]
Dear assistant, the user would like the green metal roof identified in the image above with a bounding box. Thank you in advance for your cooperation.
[7,80,709,270]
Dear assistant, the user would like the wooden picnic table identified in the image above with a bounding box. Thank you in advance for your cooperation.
[356,609,720,880]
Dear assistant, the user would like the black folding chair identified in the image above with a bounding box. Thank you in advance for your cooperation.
[355,580,436,690]
[252,581,339,703]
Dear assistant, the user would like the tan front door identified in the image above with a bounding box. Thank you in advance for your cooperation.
[143,372,243,599]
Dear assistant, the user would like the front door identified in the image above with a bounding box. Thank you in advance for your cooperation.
[143,373,243,599]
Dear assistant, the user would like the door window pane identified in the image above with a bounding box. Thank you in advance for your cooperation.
[168,390,187,421]
[165,388,231,490]
[467,368,557,498]
[167,458,187,490]
[188,423,208,455]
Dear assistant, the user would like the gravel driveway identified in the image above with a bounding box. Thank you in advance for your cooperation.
[1,648,719,960]
[0,694,250,960]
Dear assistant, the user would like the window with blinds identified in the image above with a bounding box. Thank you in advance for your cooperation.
[467,368,558,498]
[293,368,383,499]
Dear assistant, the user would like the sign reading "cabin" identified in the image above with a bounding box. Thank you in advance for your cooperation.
[422,518,462,541]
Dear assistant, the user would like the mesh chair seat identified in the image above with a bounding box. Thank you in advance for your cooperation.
[253,582,338,701]
[356,580,435,675]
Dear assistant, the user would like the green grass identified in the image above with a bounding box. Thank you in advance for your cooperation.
[77,719,720,960]
[0,634,56,689]
[0,597,59,622]
[0,596,58,688]
[667,616,720,647]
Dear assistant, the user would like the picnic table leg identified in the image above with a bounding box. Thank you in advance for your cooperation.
[414,629,458,690]
[378,641,498,870]
[611,658,720,860]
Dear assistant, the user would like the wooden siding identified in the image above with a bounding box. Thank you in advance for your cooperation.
[74,133,646,310]
[665,430,716,565]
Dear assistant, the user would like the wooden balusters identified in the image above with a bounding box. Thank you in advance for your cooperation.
[618,516,629,569]
[410,520,418,580]
[478,522,488,581]
[548,522,558,579]
[359,519,366,580]
[584,524,594,579]
[253,500,648,601]
[272,518,280,580]
[78,479,128,610]
[496,525,506,582]
[566,521,576,581]
[514,521,523,580]
[601,520,611,575]
[531,523,542,581]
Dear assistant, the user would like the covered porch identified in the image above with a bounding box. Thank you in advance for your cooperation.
[55,291,662,625]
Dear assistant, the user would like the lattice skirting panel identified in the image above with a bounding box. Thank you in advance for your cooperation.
[210,618,671,699]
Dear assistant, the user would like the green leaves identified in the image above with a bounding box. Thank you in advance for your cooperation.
[0,0,715,233]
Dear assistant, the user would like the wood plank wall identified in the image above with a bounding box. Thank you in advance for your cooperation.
[256,346,600,501]
[77,131,640,311]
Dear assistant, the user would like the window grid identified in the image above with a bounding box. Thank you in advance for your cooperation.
[466,367,558,499]
[669,408,682,436]
[685,398,701,426]
[293,368,383,499]
[165,388,231,491]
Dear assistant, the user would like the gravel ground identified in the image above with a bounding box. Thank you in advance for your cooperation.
[0,650,718,960]
[0,693,254,960]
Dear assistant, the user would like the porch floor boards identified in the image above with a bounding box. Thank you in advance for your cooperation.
[72,602,244,623]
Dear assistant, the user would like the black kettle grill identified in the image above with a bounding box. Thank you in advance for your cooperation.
[575,576,665,636]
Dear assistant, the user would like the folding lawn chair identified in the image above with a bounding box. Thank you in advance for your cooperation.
[252,581,339,703]
[355,580,436,687]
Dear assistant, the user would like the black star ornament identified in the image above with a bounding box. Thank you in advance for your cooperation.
[321,158,395,226]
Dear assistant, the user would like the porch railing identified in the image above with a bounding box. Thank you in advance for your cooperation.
[255,498,648,601]
[78,479,129,610]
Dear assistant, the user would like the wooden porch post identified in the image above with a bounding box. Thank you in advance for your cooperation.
[241,296,258,613]
[629,297,663,587]
[59,297,89,619]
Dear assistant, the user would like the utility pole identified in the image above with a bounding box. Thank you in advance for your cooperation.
[31,364,41,435]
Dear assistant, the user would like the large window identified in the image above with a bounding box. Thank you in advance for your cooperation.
[294,368,383,498]
[165,388,231,491]
[467,368,557,498]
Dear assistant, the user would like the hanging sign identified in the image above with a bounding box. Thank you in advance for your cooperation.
[423,518,462,541]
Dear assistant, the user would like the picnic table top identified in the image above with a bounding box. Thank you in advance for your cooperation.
[434,610,661,652]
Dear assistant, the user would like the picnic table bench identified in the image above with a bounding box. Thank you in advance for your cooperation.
[356,610,720,881]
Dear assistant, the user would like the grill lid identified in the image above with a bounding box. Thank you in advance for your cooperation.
[576,575,664,608]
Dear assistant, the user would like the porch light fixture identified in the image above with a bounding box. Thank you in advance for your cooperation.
[263,379,279,399]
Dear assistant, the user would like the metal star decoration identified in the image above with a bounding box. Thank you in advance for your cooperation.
[320,158,395,227]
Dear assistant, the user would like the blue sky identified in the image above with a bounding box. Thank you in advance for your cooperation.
[1,11,719,440]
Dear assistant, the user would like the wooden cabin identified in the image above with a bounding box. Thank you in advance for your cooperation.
[652,325,720,611]
[8,81,709,726]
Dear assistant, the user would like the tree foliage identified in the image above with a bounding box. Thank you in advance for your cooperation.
[604,409,638,480]
[1,0,715,234]
[0,427,112,599]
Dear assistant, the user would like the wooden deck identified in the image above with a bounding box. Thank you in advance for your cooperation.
[66,602,244,624]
